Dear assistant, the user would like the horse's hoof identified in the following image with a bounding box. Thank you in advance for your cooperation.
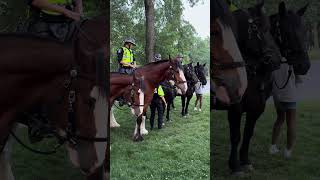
[141,129,149,135]
[183,115,187,118]
[241,164,254,172]
[133,135,144,142]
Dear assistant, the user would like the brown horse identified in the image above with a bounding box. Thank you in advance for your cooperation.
[0,15,109,179]
[111,58,187,141]
[212,0,247,107]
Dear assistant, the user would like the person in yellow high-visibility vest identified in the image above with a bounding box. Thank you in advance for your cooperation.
[150,85,167,130]
[117,37,137,75]
[23,0,82,41]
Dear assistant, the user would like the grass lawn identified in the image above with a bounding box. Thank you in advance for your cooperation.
[11,128,82,180]
[211,101,320,180]
[110,95,210,180]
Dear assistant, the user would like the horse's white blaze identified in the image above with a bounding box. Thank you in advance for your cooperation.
[130,88,144,117]
[0,133,14,180]
[219,19,248,97]
[110,107,120,128]
[178,69,188,93]
[140,116,148,135]
[90,86,108,168]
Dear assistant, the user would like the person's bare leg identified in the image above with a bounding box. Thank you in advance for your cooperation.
[199,95,203,110]
[286,109,296,150]
[271,108,285,145]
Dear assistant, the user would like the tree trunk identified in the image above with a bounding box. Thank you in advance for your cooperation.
[144,0,155,63]
[313,22,319,49]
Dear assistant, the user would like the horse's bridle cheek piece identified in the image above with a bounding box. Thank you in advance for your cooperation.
[62,68,108,146]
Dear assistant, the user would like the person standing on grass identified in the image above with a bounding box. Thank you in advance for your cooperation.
[269,57,304,158]
[194,81,204,111]
[150,53,167,130]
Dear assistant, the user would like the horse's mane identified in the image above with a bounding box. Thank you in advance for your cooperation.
[139,59,183,70]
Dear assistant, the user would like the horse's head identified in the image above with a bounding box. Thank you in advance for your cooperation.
[233,0,281,74]
[194,62,207,85]
[166,58,188,94]
[212,0,247,105]
[270,2,310,75]
[123,74,145,117]
[59,16,108,175]
[183,63,199,85]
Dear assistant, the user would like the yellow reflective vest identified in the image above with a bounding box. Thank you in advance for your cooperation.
[41,0,72,15]
[121,47,134,66]
[154,85,165,97]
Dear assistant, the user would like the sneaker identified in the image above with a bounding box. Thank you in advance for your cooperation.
[269,144,280,154]
[194,107,198,111]
[199,109,202,112]
[284,148,292,158]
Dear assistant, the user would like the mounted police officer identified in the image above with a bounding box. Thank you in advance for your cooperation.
[22,0,82,41]
[117,37,137,75]
[150,53,167,130]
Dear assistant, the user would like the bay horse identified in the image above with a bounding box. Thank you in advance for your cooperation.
[221,1,284,174]
[212,0,248,107]
[110,58,188,141]
[0,15,109,180]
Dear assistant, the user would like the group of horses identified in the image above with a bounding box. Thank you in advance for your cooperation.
[213,0,309,175]
[110,61,207,140]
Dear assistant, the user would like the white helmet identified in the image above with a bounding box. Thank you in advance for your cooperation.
[154,53,162,61]
[124,37,136,46]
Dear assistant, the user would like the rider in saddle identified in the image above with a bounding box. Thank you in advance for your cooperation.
[150,53,167,129]
[21,0,82,41]
[117,37,137,75]
[116,37,137,106]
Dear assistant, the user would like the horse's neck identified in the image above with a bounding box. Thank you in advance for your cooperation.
[144,62,170,87]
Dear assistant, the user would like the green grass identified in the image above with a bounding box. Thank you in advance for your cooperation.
[110,95,210,180]
[211,101,320,180]
[11,128,82,180]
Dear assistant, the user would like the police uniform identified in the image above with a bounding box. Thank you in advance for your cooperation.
[117,46,135,75]
[23,0,75,41]
[150,85,165,129]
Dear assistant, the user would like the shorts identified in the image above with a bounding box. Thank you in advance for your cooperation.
[274,99,297,111]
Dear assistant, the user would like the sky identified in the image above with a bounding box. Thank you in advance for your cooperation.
[182,0,210,39]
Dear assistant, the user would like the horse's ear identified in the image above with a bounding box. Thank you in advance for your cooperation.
[297,3,309,16]
[197,62,200,66]
[279,1,287,16]
[203,63,206,67]
[169,54,172,60]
